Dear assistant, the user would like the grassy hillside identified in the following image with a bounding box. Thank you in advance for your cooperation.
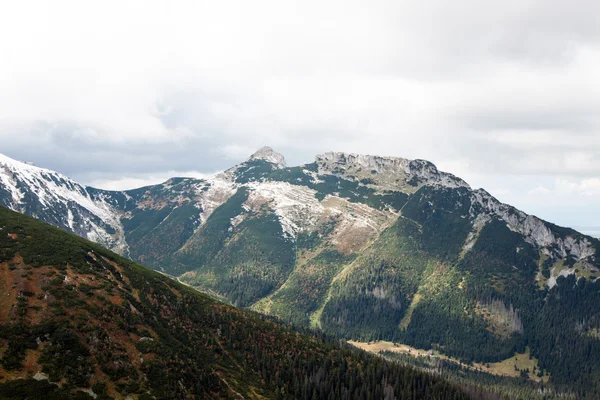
[307,186,600,397]
[0,206,470,399]
[175,187,297,307]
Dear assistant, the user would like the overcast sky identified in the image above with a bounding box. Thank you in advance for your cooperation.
[0,0,598,234]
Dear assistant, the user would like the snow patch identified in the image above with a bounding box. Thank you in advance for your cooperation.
[547,267,577,289]
[246,181,324,238]
[230,213,246,229]
[462,213,491,254]
[0,152,128,252]
[195,177,238,225]
[243,181,394,250]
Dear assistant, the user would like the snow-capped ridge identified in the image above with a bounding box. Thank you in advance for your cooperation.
[0,152,57,174]
[0,152,128,252]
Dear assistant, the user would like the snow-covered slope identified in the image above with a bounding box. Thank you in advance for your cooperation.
[0,153,130,252]
[242,180,395,252]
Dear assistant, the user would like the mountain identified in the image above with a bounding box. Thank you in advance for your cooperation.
[2,147,600,395]
[0,206,473,399]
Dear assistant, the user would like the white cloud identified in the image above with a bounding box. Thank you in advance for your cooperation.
[0,0,599,227]
[525,178,600,199]
[528,186,552,196]
[556,178,600,196]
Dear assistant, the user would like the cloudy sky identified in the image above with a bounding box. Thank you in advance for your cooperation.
[0,0,598,234]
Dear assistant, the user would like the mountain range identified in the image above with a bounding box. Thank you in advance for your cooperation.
[2,147,600,396]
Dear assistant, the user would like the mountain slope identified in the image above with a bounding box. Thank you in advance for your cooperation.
[0,206,472,399]
[0,153,133,253]
[2,148,600,395]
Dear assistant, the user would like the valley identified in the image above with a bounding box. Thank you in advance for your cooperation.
[349,341,548,383]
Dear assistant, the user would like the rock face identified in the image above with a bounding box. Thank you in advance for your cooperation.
[315,152,470,192]
[316,152,413,176]
[470,188,597,267]
[247,146,287,169]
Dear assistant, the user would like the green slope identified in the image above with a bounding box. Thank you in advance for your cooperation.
[148,178,600,397]
[0,206,471,399]
[175,187,297,306]
[314,186,600,397]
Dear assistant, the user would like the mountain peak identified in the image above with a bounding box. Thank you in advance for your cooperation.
[246,146,287,169]
[314,151,470,190]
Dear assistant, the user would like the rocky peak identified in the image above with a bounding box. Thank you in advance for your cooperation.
[246,146,287,169]
[315,151,470,190]
[316,152,411,175]
[406,159,470,189]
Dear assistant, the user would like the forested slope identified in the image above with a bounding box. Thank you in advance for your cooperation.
[0,206,470,399]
